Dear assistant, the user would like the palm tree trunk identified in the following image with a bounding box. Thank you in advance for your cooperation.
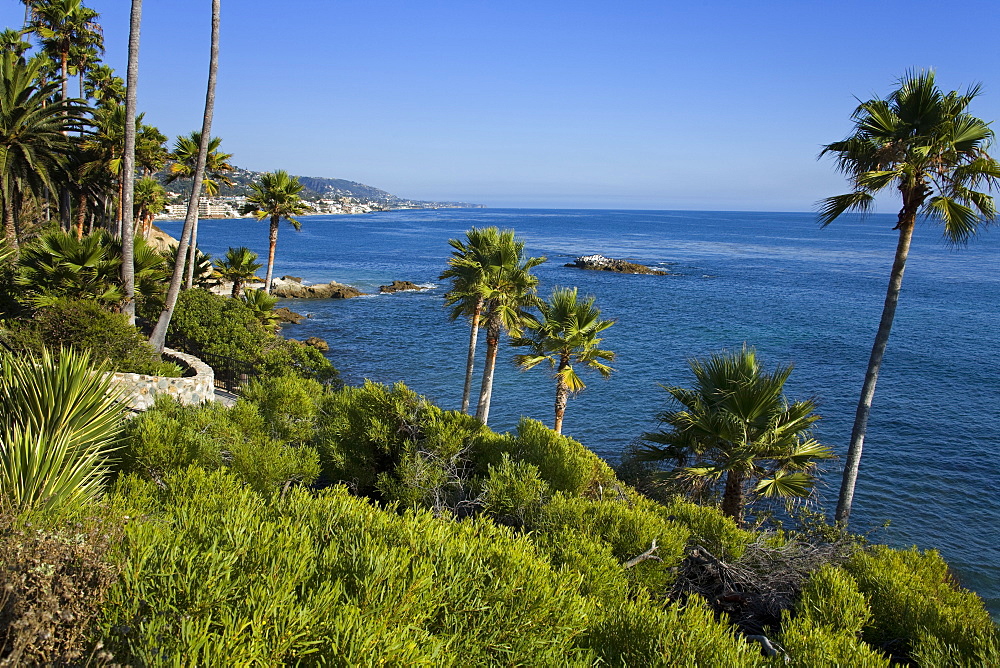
[836,218,916,524]
[149,0,220,353]
[721,470,745,524]
[553,370,569,435]
[264,216,278,294]
[74,193,86,239]
[232,278,242,299]
[185,216,200,289]
[3,192,18,257]
[59,49,71,232]
[120,0,142,324]
[475,315,500,425]
[460,297,483,413]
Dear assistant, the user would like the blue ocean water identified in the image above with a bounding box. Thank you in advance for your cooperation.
[161,209,999,615]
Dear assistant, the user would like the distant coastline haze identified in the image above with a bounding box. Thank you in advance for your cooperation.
[6,0,998,211]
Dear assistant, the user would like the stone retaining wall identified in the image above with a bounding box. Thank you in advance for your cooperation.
[110,347,215,411]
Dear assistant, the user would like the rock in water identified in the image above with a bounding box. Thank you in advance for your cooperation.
[271,277,365,299]
[565,254,667,275]
[379,280,428,294]
[303,336,330,352]
[274,307,306,324]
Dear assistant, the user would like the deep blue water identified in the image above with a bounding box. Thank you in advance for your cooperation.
[161,209,999,615]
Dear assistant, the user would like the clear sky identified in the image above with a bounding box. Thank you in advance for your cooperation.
[5,0,1000,210]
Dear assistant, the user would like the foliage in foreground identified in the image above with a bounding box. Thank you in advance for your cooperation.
[0,348,127,513]
[3,375,996,665]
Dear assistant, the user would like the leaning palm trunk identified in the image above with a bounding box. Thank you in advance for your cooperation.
[553,372,569,435]
[460,297,483,413]
[264,216,279,294]
[149,0,220,352]
[475,316,501,425]
[184,218,200,289]
[836,218,915,523]
[120,0,142,324]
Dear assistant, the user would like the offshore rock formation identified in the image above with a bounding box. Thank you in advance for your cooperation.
[565,254,667,275]
[271,276,365,299]
[379,280,429,294]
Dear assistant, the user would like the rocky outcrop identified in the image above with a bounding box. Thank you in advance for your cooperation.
[275,306,306,324]
[303,336,330,352]
[271,275,365,299]
[565,254,667,275]
[379,280,429,294]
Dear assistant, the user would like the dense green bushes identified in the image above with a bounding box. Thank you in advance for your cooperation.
[3,374,996,665]
[158,288,339,383]
[2,298,180,376]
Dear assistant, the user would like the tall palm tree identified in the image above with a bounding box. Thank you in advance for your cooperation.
[512,287,615,434]
[0,29,32,58]
[214,246,261,298]
[28,0,103,102]
[245,170,310,294]
[83,63,124,105]
[637,347,831,524]
[120,0,142,323]
[165,131,233,289]
[0,52,88,253]
[149,0,220,353]
[440,226,503,414]
[474,231,545,425]
[819,70,1000,524]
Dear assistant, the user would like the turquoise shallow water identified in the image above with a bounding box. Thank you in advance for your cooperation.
[161,209,1000,615]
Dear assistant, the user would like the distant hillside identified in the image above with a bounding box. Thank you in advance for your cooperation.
[161,166,481,208]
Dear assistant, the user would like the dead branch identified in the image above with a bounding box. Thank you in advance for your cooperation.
[624,539,662,568]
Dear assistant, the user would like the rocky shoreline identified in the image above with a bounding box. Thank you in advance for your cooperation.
[565,254,668,275]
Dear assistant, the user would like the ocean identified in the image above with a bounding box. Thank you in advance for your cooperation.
[160,208,1000,615]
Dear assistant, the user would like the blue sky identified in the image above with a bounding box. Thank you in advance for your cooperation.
[5,0,1000,210]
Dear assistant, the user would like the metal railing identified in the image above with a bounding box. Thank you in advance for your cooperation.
[171,337,260,394]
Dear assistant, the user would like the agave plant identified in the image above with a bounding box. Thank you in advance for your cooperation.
[0,347,128,512]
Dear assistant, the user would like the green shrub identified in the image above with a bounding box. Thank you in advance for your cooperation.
[314,381,483,501]
[529,492,690,595]
[121,396,319,493]
[482,454,549,526]
[240,375,325,445]
[579,595,760,667]
[796,564,871,635]
[659,495,757,560]
[3,298,180,376]
[474,417,616,496]
[531,526,631,601]
[101,467,594,665]
[778,613,891,668]
[161,289,339,383]
[845,545,998,663]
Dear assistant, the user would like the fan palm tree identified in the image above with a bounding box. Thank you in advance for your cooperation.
[819,70,1000,524]
[473,231,545,425]
[0,52,88,253]
[0,29,32,58]
[149,0,219,353]
[245,170,311,294]
[83,63,124,105]
[637,347,831,524]
[240,288,280,330]
[440,226,503,414]
[215,246,262,298]
[512,287,615,434]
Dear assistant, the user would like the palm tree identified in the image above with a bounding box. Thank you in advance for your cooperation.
[133,176,167,238]
[214,246,262,298]
[120,0,142,323]
[165,131,234,289]
[149,0,219,353]
[440,226,503,414]
[0,52,88,253]
[83,63,124,105]
[512,287,615,434]
[819,70,1000,524]
[473,231,545,425]
[245,170,311,294]
[0,29,32,58]
[637,347,831,524]
[240,288,280,330]
[164,131,234,196]
[28,0,103,102]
